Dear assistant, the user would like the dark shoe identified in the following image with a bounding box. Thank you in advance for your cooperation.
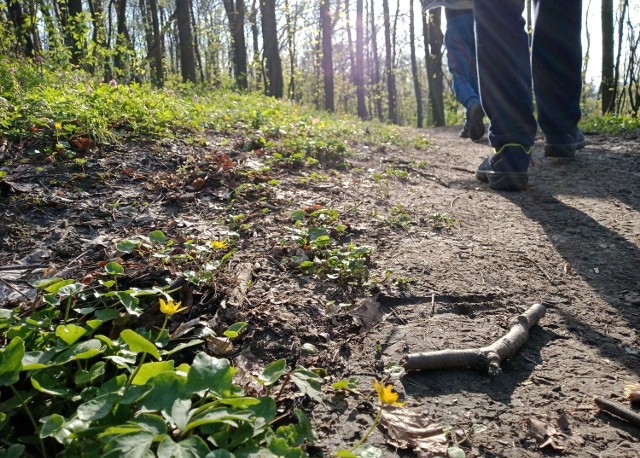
[468,103,485,141]
[544,127,585,157]
[459,125,470,138]
[476,143,532,191]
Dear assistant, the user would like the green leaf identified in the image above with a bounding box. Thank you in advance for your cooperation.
[183,407,254,433]
[31,370,72,396]
[218,397,262,409]
[185,353,241,397]
[116,239,142,253]
[120,329,160,360]
[223,322,247,339]
[0,337,24,386]
[353,445,383,457]
[43,278,74,294]
[58,283,84,297]
[105,261,125,276]
[301,343,319,355]
[101,431,155,458]
[148,230,167,244]
[116,291,143,316]
[291,210,306,221]
[138,371,188,421]
[334,450,357,458]
[74,361,106,385]
[131,360,175,385]
[258,359,287,387]
[0,444,26,458]
[268,436,304,458]
[21,349,55,370]
[248,396,277,424]
[447,446,466,458]
[204,450,235,458]
[331,377,359,393]
[56,324,86,345]
[157,436,210,458]
[54,339,103,364]
[290,367,323,401]
[275,408,316,447]
[78,393,118,421]
[39,414,65,438]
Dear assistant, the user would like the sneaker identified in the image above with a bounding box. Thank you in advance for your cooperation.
[544,127,585,158]
[459,125,470,138]
[476,143,532,191]
[468,103,485,141]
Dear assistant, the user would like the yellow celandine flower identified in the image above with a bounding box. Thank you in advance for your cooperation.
[209,240,228,250]
[373,380,405,406]
[54,122,62,130]
[159,298,186,316]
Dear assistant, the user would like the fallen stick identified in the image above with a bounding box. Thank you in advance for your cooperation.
[593,397,640,428]
[401,303,546,375]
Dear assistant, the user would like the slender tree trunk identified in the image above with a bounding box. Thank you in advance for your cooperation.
[148,0,164,87]
[260,0,283,98]
[249,0,262,91]
[382,0,398,124]
[6,0,35,57]
[601,0,615,114]
[613,0,627,114]
[176,0,196,82]
[409,0,423,127]
[189,0,205,82]
[223,0,248,89]
[66,0,83,65]
[423,5,445,126]
[114,0,133,77]
[370,0,383,120]
[355,0,367,119]
[284,0,298,99]
[320,0,335,112]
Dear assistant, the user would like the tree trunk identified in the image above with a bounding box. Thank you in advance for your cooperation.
[320,0,335,112]
[189,0,205,82]
[114,0,133,78]
[613,0,627,114]
[284,0,299,99]
[66,0,83,65]
[6,0,35,57]
[409,0,423,127]
[260,0,283,98]
[148,0,164,87]
[176,0,196,83]
[382,0,398,124]
[355,0,367,119]
[601,0,615,114]
[369,0,383,120]
[222,0,248,89]
[249,0,262,91]
[422,5,445,126]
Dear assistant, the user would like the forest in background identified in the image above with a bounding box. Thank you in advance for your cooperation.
[1,0,639,128]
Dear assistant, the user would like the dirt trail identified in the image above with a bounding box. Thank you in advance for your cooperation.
[1,126,639,456]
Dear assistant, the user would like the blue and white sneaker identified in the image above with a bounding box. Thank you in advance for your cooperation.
[476,143,532,191]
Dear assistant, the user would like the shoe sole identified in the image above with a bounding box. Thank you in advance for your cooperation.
[544,139,586,158]
[488,172,528,191]
[468,105,485,141]
[476,169,528,191]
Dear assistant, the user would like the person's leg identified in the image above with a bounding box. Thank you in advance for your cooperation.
[532,0,584,157]
[444,9,484,140]
[474,0,535,190]
[474,0,536,148]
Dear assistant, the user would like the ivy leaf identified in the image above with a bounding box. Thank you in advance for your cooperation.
[120,329,160,360]
[0,337,24,386]
[257,359,287,387]
[131,361,175,385]
[290,367,323,402]
[56,324,86,345]
[185,353,242,398]
[157,436,210,458]
[39,414,65,438]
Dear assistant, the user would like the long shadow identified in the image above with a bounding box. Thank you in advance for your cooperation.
[498,141,640,373]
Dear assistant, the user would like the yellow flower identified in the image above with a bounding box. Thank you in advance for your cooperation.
[373,380,405,406]
[159,298,186,316]
[54,122,62,130]
[209,240,228,250]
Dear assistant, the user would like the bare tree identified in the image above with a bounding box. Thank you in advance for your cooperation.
[422,4,445,126]
[320,0,335,111]
[355,0,367,119]
[409,0,423,127]
[382,0,398,123]
[260,0,283,98]
[369,0,383,120]
[223,0,248,89]
[176,0,196,82]
[601,0,615,114]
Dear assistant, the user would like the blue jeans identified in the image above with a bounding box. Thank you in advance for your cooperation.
[474,0,583,148]
[445,8,480,117]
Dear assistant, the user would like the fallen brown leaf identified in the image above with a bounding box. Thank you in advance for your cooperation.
[379,405,448,457]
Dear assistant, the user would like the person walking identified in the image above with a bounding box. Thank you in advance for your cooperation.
[443,5,485,141]
[474,0,585,191]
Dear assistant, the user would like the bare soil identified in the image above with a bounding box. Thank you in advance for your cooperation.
[1,126,639,457]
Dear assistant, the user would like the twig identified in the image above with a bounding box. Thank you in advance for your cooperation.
[0,276,32,301]
[520,256,554,283]
[450,196,460,209]
[593,397,640,428]
[402,303,546,375]
[0,264,47,271]
[430,293,436,317]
